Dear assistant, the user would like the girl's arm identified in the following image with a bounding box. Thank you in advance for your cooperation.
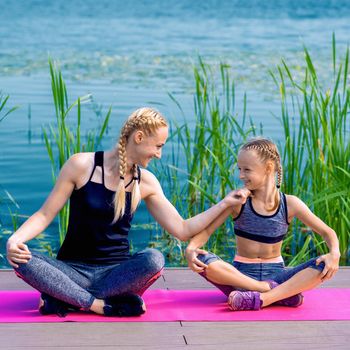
[287,195,340,281]
[185,207,233,272]
[185,188,250,272]
[142,169,249,241]
[6,154,87,268]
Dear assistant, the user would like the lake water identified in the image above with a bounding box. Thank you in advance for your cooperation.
[1,0,349,267]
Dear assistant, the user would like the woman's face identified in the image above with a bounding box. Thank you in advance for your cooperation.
[237,150,271,191]
[134,126,169,167]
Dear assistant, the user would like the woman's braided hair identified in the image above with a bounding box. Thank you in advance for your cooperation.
[113,107,167,222]
[240,137,283,211]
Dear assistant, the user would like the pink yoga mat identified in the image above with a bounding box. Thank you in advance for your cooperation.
[0,289,349,323]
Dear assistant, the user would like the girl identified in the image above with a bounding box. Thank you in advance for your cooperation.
[186,137,340,311]
[7,107,240,317]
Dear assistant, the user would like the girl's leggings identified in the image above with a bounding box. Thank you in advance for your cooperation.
[197,252,325,296]
[14,248,165,309]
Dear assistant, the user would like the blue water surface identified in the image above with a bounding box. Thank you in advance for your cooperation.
[0,0,349,267]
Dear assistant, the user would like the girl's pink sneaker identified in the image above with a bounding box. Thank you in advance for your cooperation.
[228,290,262,311]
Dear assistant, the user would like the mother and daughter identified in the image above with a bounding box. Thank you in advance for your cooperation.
[6,107,340,316]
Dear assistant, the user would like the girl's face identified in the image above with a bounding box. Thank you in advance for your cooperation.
[133,126,168,167]
[237,150,272,190]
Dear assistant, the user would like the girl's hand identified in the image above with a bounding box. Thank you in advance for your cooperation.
[316,252,340,281]
[6,240,32,268]
[185,248,208,273]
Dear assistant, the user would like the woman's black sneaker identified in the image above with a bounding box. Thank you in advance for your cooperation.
[103,294,145,317]
[39,293,78,317]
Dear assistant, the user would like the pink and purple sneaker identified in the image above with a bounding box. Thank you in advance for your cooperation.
[267,280,304,307]
[228,280,304,311]
[228,291,262,311]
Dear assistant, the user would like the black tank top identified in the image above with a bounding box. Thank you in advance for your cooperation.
[57,151,140,264]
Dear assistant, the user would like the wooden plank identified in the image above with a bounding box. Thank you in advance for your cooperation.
[1,347,188,350]
[0,323,185,347]
[0,270,34,291]
[163,268,215,290]
[182,321,350,348]
[1,346,188,350]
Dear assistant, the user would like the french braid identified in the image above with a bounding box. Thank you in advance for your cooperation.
[240,138,283,211]
[113,107,167,222]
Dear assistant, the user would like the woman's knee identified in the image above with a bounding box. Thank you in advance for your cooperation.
[13,253,39,275]
[140,248,165,274]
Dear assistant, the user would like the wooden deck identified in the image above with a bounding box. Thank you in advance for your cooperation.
[0,268,350,350]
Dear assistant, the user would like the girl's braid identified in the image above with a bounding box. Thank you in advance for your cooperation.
[244,141,283,188]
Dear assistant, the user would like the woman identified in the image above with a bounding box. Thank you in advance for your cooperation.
[7,107,239,317]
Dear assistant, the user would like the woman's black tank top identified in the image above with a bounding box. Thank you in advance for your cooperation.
[57,151,140,264]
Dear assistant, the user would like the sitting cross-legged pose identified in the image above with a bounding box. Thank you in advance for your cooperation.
[6,107,240,317]
[185,137,340,311]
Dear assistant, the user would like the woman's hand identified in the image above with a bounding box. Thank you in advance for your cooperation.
[316,251,340,281]
[185,247,208,273]
[223,188,251,207]
[6,239,32,268]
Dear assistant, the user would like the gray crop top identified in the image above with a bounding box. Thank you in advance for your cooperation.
[233,192,289,244]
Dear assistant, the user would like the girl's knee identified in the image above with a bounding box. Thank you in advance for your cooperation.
[308,257,325,273]
[197,252,220,266]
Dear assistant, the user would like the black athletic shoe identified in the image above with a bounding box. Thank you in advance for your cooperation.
[103,294,145,317]
[39,293,78,318]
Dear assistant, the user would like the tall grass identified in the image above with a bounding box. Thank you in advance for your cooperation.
[1,44,348,267]
[0,93,20,265]
[151,59,258,263]
[0,93,18,123]
[154,39,349,266]
[271,35,350,265]
[43,58,111,244]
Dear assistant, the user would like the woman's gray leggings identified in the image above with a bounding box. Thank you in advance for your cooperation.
[14,248,165,309]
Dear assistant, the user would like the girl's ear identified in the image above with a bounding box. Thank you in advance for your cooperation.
[133,130,144,144]
[266,160,275,174]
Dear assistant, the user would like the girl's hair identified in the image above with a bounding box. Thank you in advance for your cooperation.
[113,107,167,223]
[240,137,283,211]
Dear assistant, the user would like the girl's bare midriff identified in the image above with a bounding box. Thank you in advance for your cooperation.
[236,236,283,259]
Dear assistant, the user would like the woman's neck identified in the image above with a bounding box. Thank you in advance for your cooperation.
[104,149,134,174]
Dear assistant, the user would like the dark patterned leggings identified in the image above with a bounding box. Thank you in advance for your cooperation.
[14,248,164,309]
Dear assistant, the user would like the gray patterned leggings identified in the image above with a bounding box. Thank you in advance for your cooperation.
[14,248,165,309]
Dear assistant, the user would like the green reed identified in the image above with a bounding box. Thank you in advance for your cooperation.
[0,93,18,124]
[151,59,258,263]
[153,38,349,266]
[270,35,350,265]
[43,58,111,244]
[0,93,20,265]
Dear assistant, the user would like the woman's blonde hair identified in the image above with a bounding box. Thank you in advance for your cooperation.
[240,137,283,211]
[113,107,167,222]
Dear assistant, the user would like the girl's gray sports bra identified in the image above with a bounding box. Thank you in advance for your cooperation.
[233,193,289,244]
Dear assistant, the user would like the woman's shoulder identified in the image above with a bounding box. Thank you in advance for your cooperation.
[67,152,94,168]
[139,168,163,198]
[62,152,95,179]
[139,168,160,186]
